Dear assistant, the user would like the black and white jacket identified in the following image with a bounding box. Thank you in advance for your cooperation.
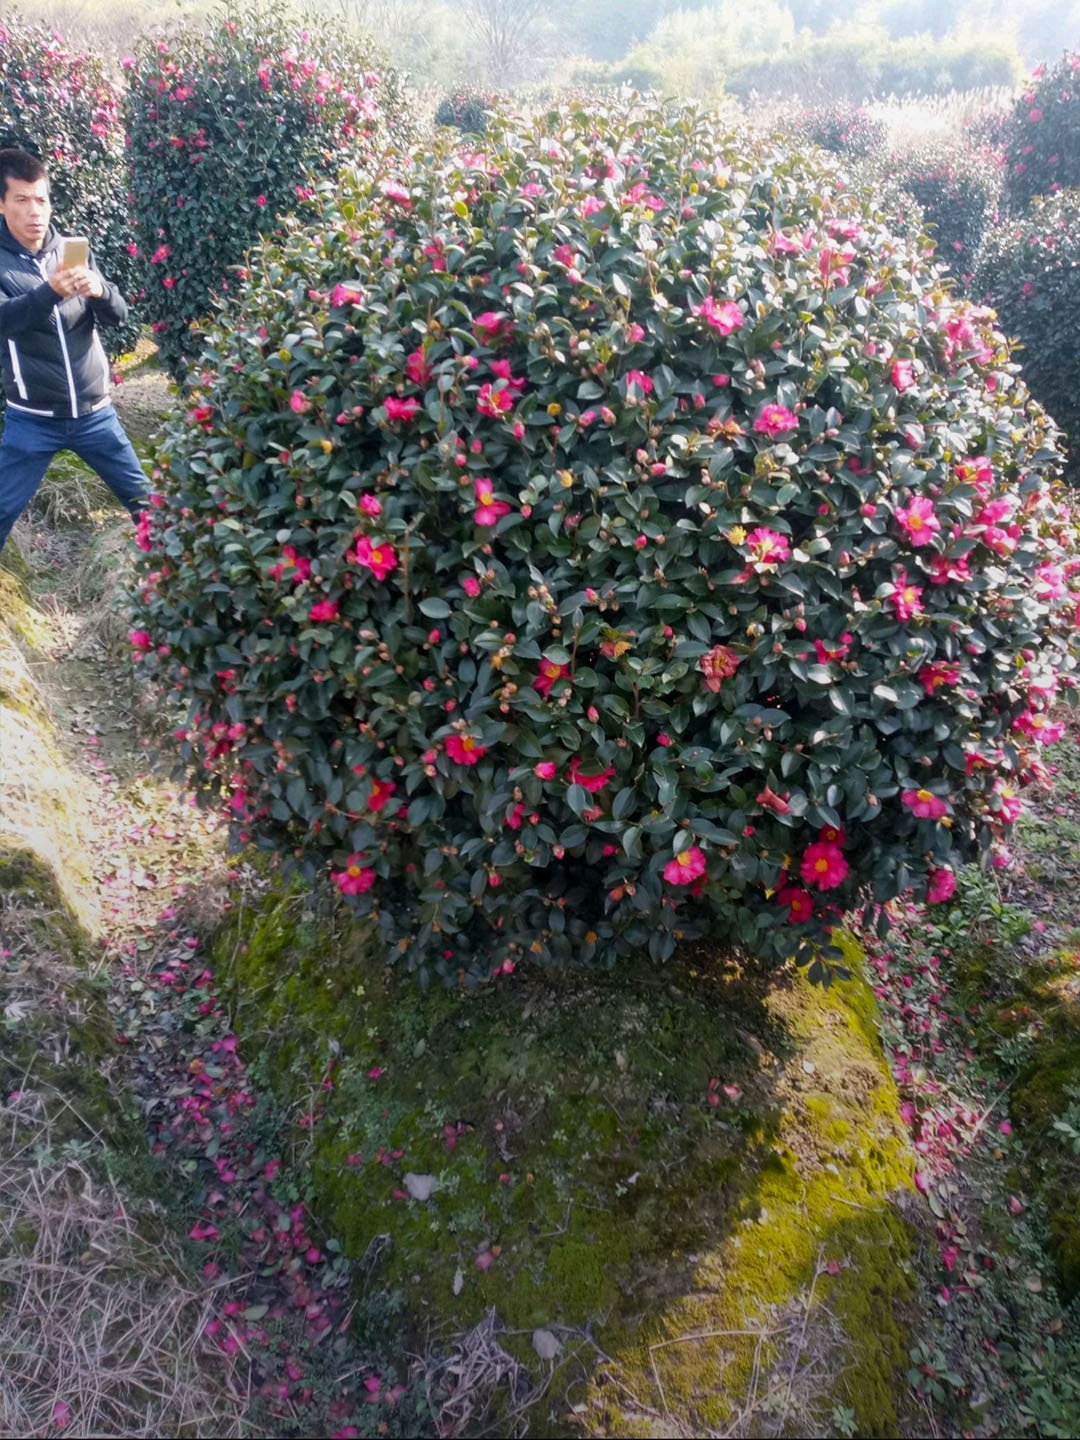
[0,219,128,419]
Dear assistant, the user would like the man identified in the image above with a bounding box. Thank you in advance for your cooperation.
[0,147,148,555]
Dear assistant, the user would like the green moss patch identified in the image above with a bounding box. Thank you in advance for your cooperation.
[0,847,135,1153]
[216,878,920,1435]
[1003,965,1080,1300]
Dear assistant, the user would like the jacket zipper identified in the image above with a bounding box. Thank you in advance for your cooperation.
[53,312,79,418]
[36,255,79,417]
[7,339,27,399]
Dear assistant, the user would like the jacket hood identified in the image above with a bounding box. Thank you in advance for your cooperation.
[0,218,59,259]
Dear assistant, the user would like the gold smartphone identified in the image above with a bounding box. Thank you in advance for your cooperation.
[60,236,89,270]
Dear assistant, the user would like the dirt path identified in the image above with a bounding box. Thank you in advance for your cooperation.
[2,517,421,1437]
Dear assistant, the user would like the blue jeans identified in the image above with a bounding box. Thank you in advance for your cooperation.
[0,404,150,553]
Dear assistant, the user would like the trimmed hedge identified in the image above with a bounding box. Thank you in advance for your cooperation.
[891,136,1003,272]
[129,99,1080,987]
[1004,51,1080,212]
[0,13,140,357]
[125,2,411,381]
[433,88,502,136]
[976,190,1080,483]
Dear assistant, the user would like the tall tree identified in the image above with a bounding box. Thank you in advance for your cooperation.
[463,0,546,84]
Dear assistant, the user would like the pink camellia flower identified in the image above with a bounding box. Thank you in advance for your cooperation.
[814,634,852,664]
[384,395,421,422]
[927,867,956,904]
[330,283,363,307]
[953,455,993,496]
[699,644,742,692]
[625,322,646,343]
[1034,563,1066,601]
[309,598,339,622]
[446,733,486,765]
[746,527,790,567]
[976,496,1018,527]
[422,239,447,272]
[534,760,557,779]
[1013,711,1065,744]
[993,780,1023,823]
[903,788,950,819]
[129,628,152,652]
[289,389,310,413]
[462,575,481,597]
[800,841,849,891]
[473,478,512,526]
[473,310,513,345]
[381,181,412,206]
[663,845,707,885]
[333,855,376,895]
[368,779,396,812]
[928,552,972,586]
[895,495,940,546]
[918,660,961,696]
[777,884,813,921]
[476,382,513,417]
[753,403,799,436]
[534,660,571,696]
[406,348,431,386]
[359,493,382,516]
[886,571,924,621]
[891,358,916,391]
[756,784,791,814]
[269,545,312,583]
[625,369,653,396]
[568,757,616,792]
[350,535,397,580]
[489,358,526,391]
[691,295,744,335]
[255,194,267,208]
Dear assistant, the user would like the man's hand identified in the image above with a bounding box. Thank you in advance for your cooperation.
[49,265,104,300]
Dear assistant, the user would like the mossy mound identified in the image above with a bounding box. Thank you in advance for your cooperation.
[0,557,131,1150]
[0,846,135,1153]
[1001,965,1080,1301]
[215,878,921,1435]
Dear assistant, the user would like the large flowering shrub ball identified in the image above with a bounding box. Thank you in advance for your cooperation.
[890,136,1002,274]
[976,191,1080,485]
[433,88,503,136]
[1004,50,1080,212]
[782,103,887,161]
[124,2,412,381]
[129,100,1080,988]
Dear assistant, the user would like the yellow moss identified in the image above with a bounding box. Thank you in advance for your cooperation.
[589,954,917,1439]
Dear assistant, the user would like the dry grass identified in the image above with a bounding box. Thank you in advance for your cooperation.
[867,86,1014,146]
[0,1127,248,1438]
[426,1309,530,1438]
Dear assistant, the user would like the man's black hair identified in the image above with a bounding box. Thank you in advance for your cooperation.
[0,148,48,199]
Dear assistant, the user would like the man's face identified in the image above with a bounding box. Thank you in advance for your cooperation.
[0,176,51,253]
